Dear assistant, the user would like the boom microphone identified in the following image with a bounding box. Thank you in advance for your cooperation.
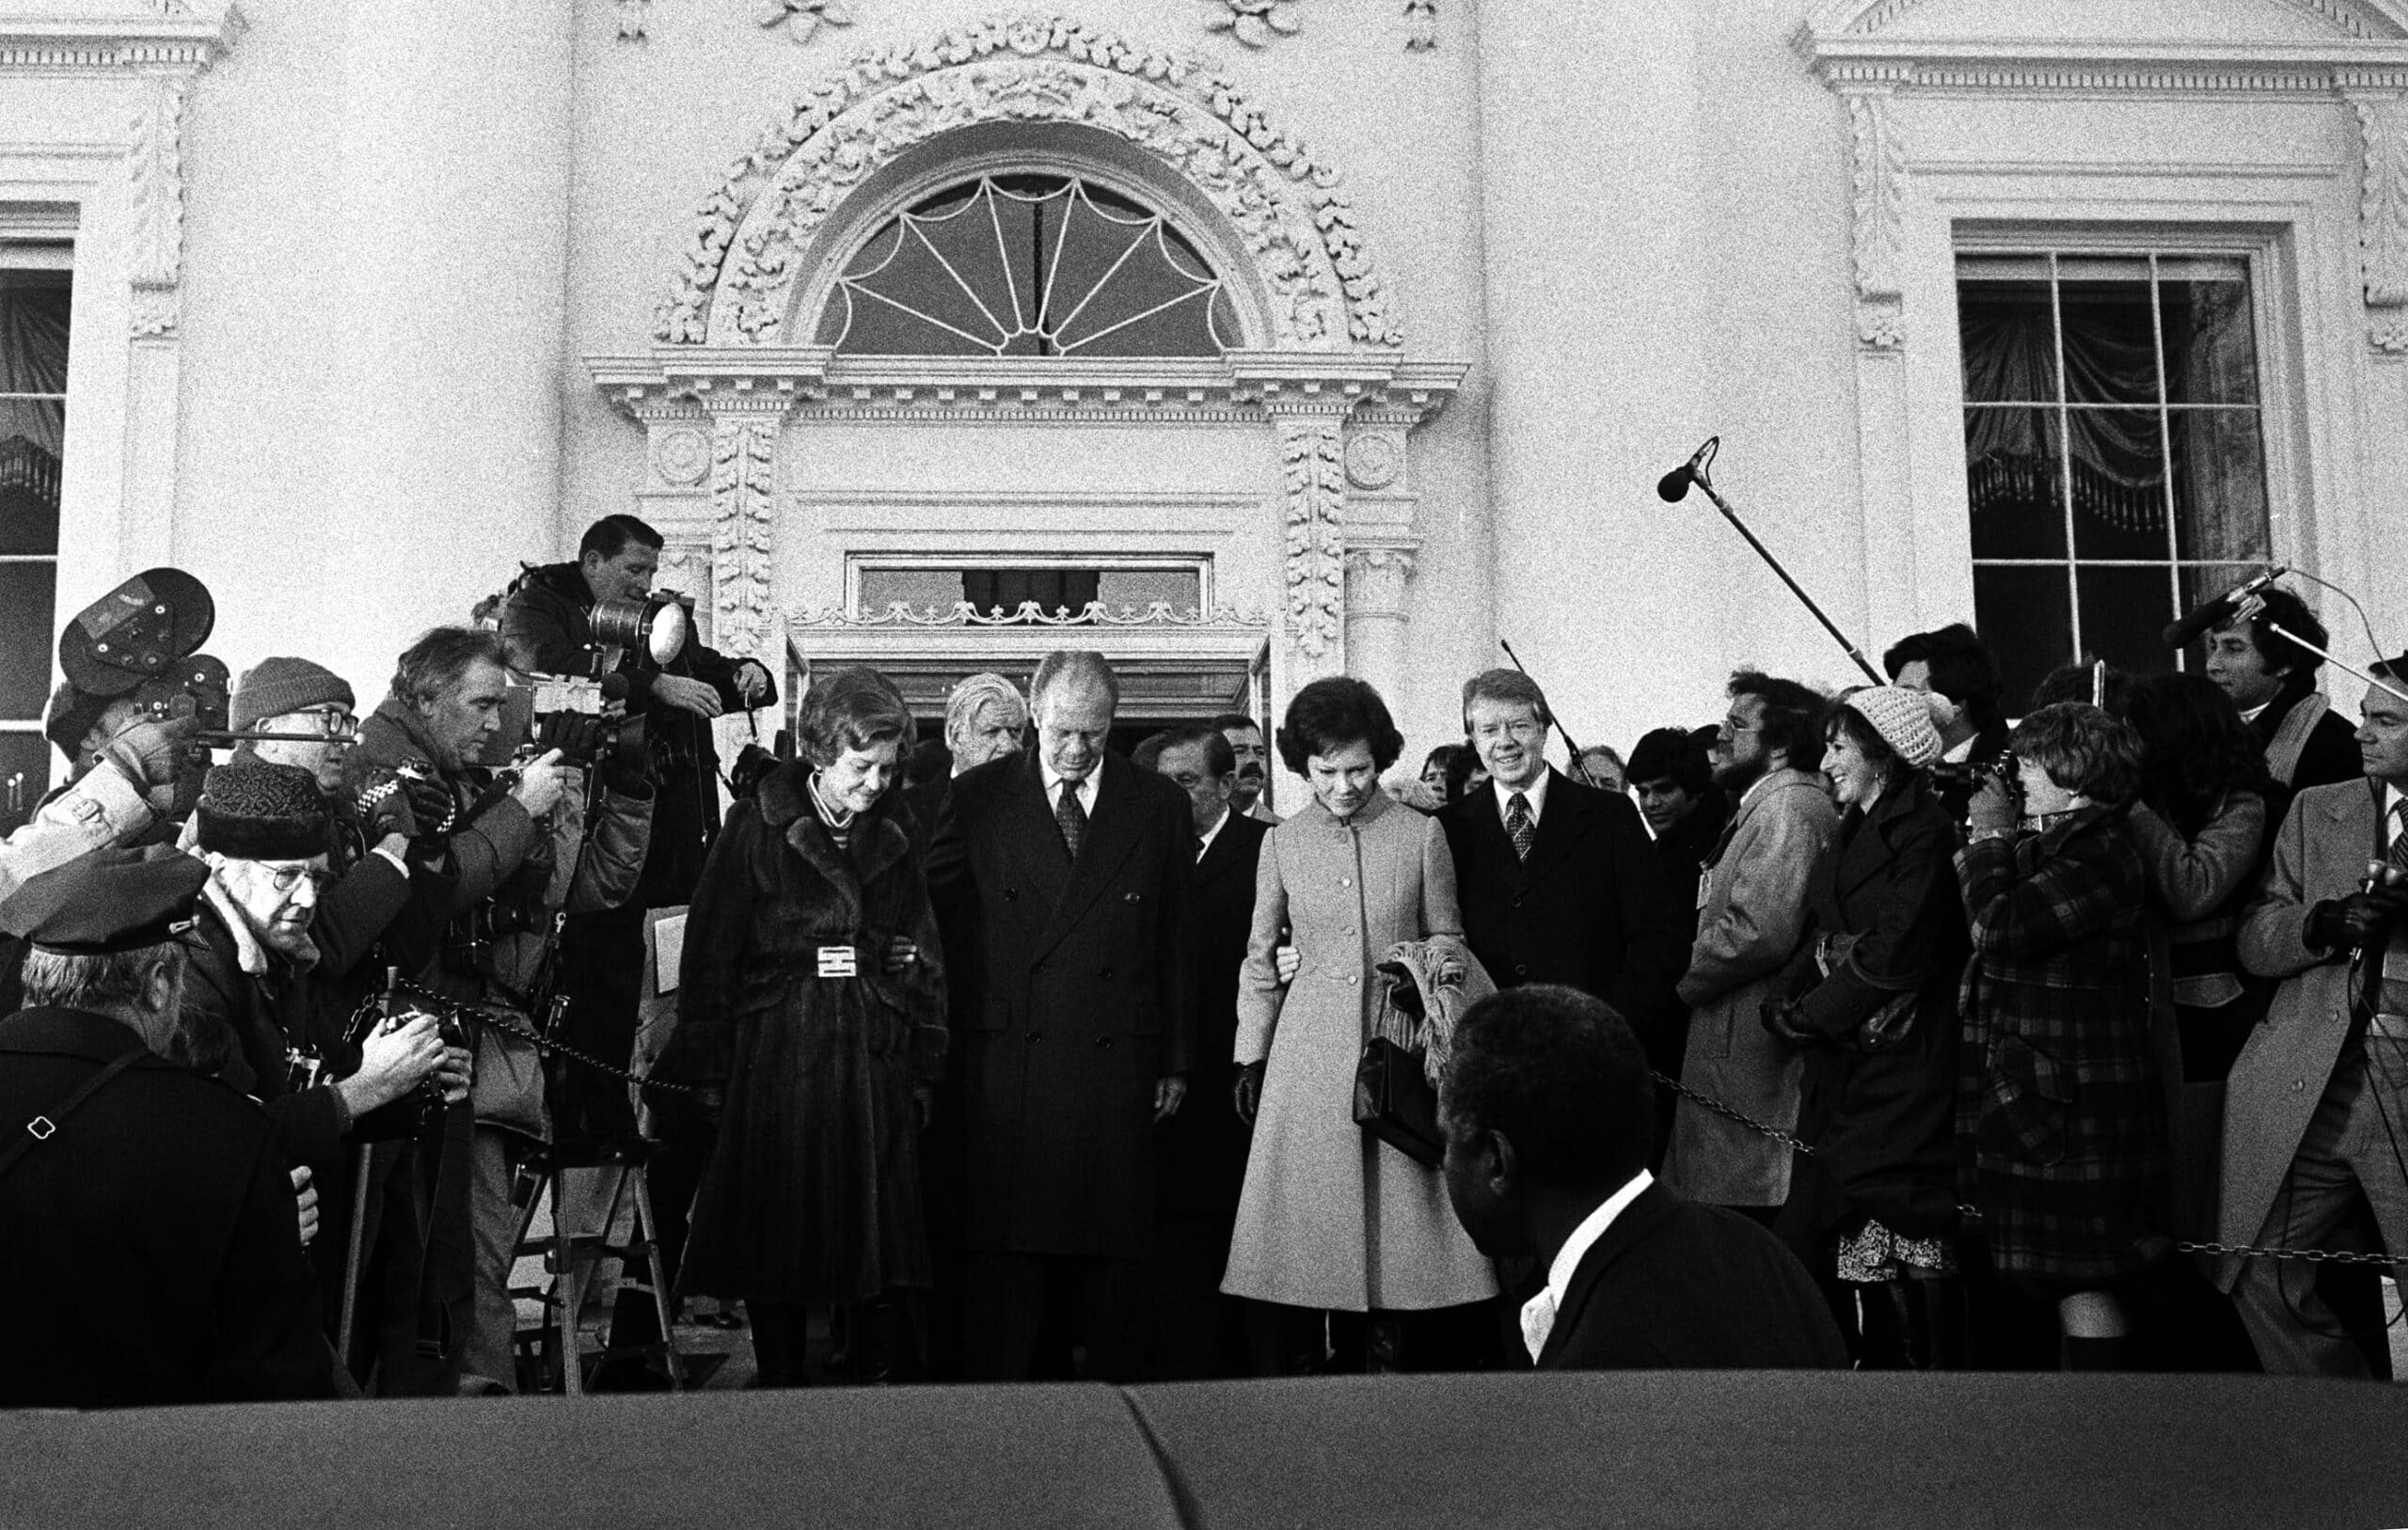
[2162,566,2287,648]
[1656,437,1719,503]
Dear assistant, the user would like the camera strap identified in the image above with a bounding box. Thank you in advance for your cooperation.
[0,1046,149,1181]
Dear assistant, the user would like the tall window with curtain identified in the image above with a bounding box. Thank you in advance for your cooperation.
[1956,251,2273,712]
[0,260,69,827]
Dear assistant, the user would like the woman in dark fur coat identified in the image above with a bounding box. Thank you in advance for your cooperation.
[662,667,947,1386]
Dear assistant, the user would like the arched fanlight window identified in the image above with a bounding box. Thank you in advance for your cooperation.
[816,174,1239,357]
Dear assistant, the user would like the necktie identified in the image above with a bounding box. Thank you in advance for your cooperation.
[1506,791,1535,862]
[1518,1286,1558,1364]
[1056,777,1087,862]
[2389,799,2407,872]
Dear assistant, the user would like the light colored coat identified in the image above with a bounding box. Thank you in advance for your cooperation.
[1663,767,1839,1207]
[1222,792,1497,1312]
[2216,779,2388,1290]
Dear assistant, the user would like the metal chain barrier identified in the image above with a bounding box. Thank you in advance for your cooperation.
[345,979,702,1096]
[1653,1068,2408,1270]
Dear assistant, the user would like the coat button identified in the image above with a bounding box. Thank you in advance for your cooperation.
[1339,877,1352,888]
[1096,1036,1115,1050]
[1101,967,1115,980]
[1004,888,1019,901]
[1028,1031,1045,1044]
[1347,974,1358,986]
[2291,1080,2305,1092]
[1124,891,1142,904]
[1514,964,1529,978]
[1512,895,1525,909]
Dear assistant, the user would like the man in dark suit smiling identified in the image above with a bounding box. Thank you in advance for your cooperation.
[1439,984,1845,1371]
[930,650,1198,1382]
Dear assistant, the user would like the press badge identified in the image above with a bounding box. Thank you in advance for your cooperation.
[817,945,859,979]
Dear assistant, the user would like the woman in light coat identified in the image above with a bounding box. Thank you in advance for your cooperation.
[1223,678,1497,1372]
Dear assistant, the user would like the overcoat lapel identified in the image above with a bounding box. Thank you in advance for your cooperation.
[1033,756,1146,959]
[1534,1182,1678,1368]
[1832,786,1910,905]
[1513,769,1594,891]
[1196,814,1240,891]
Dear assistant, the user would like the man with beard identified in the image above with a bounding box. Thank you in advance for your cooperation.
[1213,712,1278,825]
[2201,586,2361,795]
[0,849,339,1407]
[348,626,569,1391]
[179,760,470,1382]
[1660,673,1837,1223]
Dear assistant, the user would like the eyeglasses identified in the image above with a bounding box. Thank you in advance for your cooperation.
[293,709,358,740]
[265,865,335,894]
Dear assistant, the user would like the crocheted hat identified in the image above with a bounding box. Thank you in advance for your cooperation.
[195,760,330,861]
[1843,686,1943,769]
[231,656,355,734]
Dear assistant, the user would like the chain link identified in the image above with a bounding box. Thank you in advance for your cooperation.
[1658,1071,2403,1268]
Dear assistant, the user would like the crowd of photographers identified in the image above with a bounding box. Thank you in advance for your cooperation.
[3,508,2405,1405]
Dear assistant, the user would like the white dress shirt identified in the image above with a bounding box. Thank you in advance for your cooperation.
[1492,767,1551,827]
[1196,803,1230,861]
[1520,1168,1653,1363]
[1040,755,1101,819]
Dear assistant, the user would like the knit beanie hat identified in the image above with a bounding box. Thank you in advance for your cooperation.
[1843,686,1943,769]
[195,761,331,860]
[231,657,355,734]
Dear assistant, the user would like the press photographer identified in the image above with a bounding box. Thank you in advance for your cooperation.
[499,522,770,1144]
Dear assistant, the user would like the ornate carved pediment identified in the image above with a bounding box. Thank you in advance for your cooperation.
[653,11,1401,355]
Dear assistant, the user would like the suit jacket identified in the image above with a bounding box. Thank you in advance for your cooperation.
[1537,1182,1847,1370]
[0,1007,338,1408]
[1157,809,1268,1228]
[928,751,1199,1259]
[1440,769,1685,1048]
[2218,778,2391,1288]
[1663,767,1839,1207]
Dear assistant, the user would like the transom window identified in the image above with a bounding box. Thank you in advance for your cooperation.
[816,174,1238,358]
[1957,250,2273,710]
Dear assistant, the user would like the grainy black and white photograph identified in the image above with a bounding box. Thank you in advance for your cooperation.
[5,0,2408,1523]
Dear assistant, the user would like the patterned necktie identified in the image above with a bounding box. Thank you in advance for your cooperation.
[1055,776,1088,862]
[1506,791,1535,861]
[2389,798,2408,873]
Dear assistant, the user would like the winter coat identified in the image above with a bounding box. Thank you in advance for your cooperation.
[1662,768,1838,1209]
[665,764,947,1304]
[928,751,1198,1262]
[1956,806,2168,1284]
[2129,790,2272,1241]
[1782,776,1967,1240]
[2216,780,2394,1290]
[1222,791,1496,1313]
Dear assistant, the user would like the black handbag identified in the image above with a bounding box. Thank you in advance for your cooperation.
[1354,1035,1443,1167]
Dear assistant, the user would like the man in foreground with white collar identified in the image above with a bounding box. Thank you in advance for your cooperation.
[1438,983,1846,1370]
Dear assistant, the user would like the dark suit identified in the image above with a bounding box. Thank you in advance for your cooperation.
[0,1007,339,1408]
[929,751,1198,1380]
[1440,771,1685,1049]
[1151,808,1269,1379]
[1537,1181,1848,1370]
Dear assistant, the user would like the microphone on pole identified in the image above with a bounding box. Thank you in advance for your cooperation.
[1656,436,1718,503]
[2161,566,2287,648]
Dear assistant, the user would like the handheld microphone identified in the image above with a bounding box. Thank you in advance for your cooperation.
[1656,436,1719,503]
[2161,566,2287,648]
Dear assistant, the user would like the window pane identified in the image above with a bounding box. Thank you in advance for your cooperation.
[2077,565,2178,681]
[1966,406,2067,560]
[0,562,56,718]
[1973,564,2073,715]
[2159,260,2258,404]
[1957,276,2058,403]
[0,733,50,834]
[2057,261,2158,405]
[2170,409,2271,563]
[2067,408,2168,560]
[0,269,71,392]
[0,400,62,557]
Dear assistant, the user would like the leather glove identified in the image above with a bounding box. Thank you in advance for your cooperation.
[2308,891,2408,952]
[1760,997,1825,1048]
[399,772,457,838]
[100,713,198,805]
[1234,1060,1267,1125]
[356,775,420,843]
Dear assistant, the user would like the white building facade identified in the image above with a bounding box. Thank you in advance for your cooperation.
[5,0,2404,799]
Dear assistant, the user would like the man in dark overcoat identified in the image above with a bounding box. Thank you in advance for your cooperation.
[928,650,1197,1381]
[1439,670,1685,1055]
[1142,725,1268,1378]
[0,849,339,1408]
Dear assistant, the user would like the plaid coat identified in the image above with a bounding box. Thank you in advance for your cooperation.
[1956,806,2169,1284]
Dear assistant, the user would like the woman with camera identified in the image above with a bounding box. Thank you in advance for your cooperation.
[1956,702,2169,1371]
[1763,687,1969,1368]
[662,667,947,1386]
[1222,677,1496,1373]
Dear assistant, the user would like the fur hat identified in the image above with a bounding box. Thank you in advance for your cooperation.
[195,761,330,861]
[1842,686,1943,770]
[231,657,355,734]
